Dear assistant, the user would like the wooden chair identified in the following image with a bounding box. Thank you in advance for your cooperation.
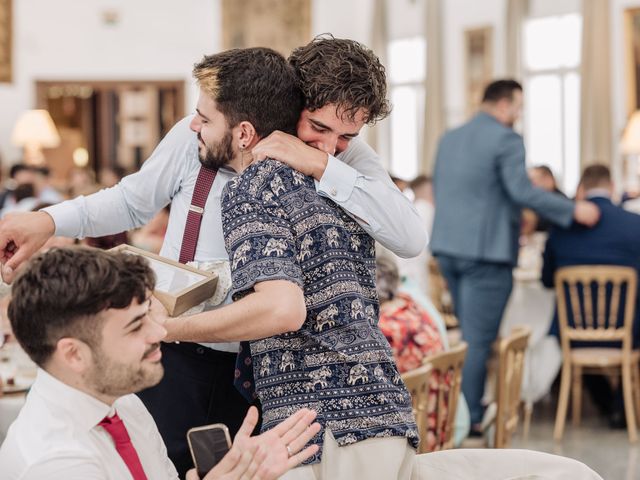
[403,342,467,452]
[402,363,433,453]
[428,258,459,329]
[553,266,640,442]
[494,326,531,448]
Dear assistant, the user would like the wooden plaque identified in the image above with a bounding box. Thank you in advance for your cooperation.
[111,245,218,317]
[0,0,11,83]
[222,0,311,57]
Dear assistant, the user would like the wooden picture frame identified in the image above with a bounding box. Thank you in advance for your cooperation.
[464,26,493,117]
[222,0,311,56]
[111,245,218,317]
[625,8,640,117]
[0,0,11,83]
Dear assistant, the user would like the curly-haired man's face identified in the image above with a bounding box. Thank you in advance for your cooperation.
[296,104,367,156]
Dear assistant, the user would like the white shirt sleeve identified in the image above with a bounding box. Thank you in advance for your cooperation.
[20,456,107,480]
[317,137,428,258]
[43,116,195,238]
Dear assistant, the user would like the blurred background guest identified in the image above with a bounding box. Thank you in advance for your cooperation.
[409,174,435,238]
[130,205,170,254]
[542,164,640,428]
[376,253,470,446]
[98,165,128,188]
[66,166,98,198]
[376,254,444,373]
[430,79,598,435]
[526,165,567,233]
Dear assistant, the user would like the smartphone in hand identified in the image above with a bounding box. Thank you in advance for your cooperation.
[187,423,232,478]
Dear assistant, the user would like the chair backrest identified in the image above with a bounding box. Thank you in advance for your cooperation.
[418,341,467,452]
[401,363,432,453]
[554,266,637,352]
[495,326,531,448]
[428,258,459,328]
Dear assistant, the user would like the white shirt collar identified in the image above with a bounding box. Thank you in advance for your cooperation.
[585,188,611,199]
[32,368,113,432]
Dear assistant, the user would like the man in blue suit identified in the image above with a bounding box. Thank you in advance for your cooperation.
[430,80,600,434]
[542,165,640,426]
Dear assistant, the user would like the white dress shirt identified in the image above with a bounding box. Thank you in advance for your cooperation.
[44,115,427,351]
[0,369,178,480]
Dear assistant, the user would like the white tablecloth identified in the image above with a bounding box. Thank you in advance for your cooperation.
[499,233,561,404]
[501,278,561,403]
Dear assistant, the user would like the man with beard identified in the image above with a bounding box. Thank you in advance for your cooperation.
[0,247,320,480]
[157,45,418,480]
[430,79,600,436]
[0,40,424,477]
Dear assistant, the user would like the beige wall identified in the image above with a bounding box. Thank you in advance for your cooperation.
[1,0,638,178]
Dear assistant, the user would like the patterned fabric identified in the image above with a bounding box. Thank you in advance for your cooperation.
[221,159,419,463]
[234,340,256,402]
[378,293,445,374]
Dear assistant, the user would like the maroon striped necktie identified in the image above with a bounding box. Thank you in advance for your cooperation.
[179,166,218,264]
[99,412,148,480]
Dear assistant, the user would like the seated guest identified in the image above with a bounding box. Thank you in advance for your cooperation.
[527,165,567,233]
[408,175,435,238]
[529,165,564,196]
[376,254,471,446]
[376,255,444,373]
[542,164,640,426]
[130,205,171,254]
[0,247,320,479]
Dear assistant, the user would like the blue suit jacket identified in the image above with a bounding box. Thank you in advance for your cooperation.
[431,112,574,266]
[542,196,640,343]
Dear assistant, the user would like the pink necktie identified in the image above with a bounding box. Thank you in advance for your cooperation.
[99,412,148,480]
[179,166,218,264]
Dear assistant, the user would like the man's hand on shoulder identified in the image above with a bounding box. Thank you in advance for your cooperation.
[573,200,600,227]
[0,211,55,283]
[252,131,328,180]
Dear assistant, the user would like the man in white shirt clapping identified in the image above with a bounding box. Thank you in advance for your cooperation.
[0,247,319,480]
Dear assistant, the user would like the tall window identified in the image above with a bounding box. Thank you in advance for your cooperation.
[387,37,426,180]
[523,14,582,194]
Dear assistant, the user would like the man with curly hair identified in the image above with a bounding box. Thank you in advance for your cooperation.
[0,37,425,478]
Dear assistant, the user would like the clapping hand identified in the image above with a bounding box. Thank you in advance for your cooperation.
[186,406,320,480]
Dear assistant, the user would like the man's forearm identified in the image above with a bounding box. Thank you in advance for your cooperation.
[164,281,306,343]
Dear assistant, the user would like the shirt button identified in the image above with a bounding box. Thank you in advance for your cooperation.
[330,188,338,197]
[196,347,205,355]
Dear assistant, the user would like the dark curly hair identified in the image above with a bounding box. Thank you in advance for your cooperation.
[8,246,156,367]
[289,34,391,125]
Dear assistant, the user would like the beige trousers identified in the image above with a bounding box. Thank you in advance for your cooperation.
[281,430,416,480]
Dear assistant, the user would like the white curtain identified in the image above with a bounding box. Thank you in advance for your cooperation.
[505,0,529,78]
[368,0,388,159]
[422,0,445,174]
[580,0,613,168]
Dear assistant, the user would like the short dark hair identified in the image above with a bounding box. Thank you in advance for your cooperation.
[193,47,304,137]
[9,247,155,367]
[531,165,555,178]
[9,163,29,179]
[289,34,391,125]
[13,183,35,202]
[482,79,523,103]
[33,166,50,177]
[579,164,611,191]
[409,175,432,191]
